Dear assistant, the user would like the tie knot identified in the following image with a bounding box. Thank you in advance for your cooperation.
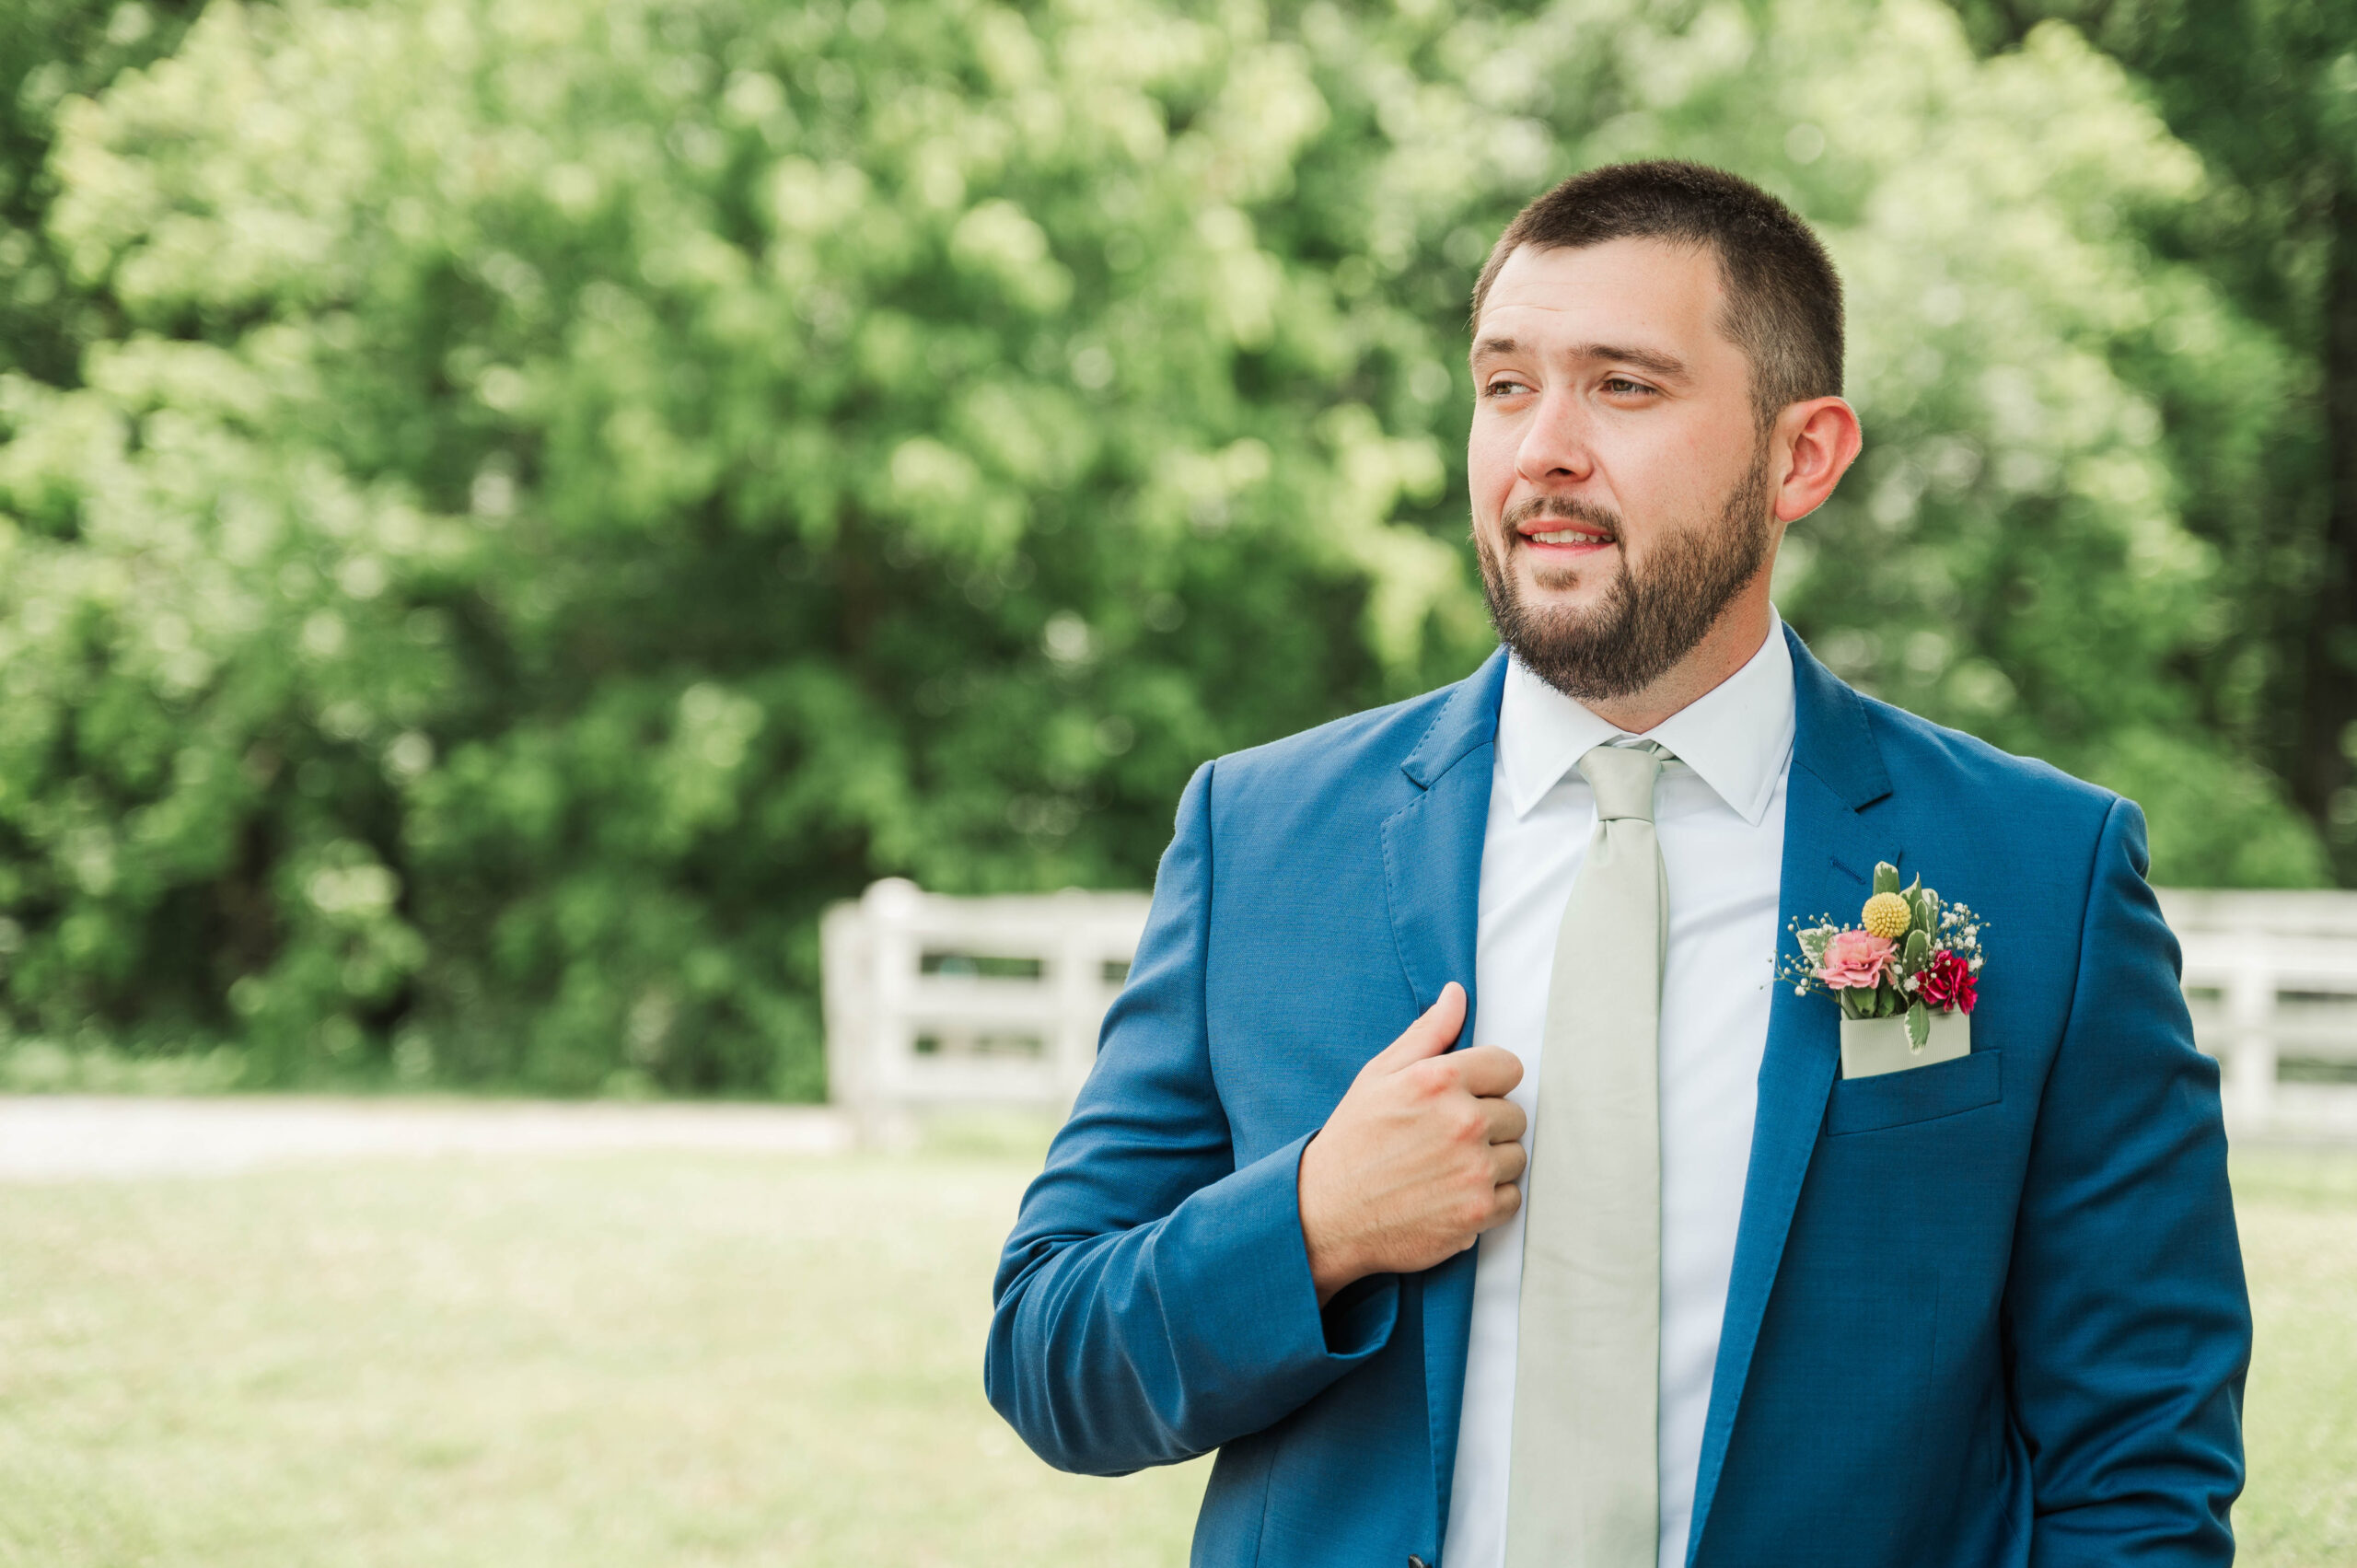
[1578,740,1670,822]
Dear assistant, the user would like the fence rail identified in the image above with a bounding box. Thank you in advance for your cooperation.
[2161,890,2357,1140]
[823,881,2357,1142]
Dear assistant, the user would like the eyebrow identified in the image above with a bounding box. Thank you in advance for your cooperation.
[1469,336,1692,380]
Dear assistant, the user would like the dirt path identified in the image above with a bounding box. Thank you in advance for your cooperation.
[0,1094,853,1181]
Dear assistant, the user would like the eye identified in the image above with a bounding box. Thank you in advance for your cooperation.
[1482,376,1536,398]
[1601,376,1657,397]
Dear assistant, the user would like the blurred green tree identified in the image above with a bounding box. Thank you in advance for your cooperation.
[1946,0,2357,877]
[0,0,2328,1094]
[0,0,200,387]
[2,0,1483,1092]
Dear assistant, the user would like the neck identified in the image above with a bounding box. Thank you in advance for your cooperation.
[1580,588,1776,734]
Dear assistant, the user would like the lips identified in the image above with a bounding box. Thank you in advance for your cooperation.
[1504,495,1620,553]
[1518,522,1616,550]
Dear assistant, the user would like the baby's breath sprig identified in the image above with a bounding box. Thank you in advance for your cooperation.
[1779,913,1842,997]
[1935,903,1989,975]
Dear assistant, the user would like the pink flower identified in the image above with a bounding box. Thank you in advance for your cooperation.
[1816,928,1895,991]
[1918,948,1978,1013]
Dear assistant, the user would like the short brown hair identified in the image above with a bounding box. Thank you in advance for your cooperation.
[1471,159,1844,423]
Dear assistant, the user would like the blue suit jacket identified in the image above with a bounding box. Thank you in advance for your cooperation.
[988,630,2249,1567]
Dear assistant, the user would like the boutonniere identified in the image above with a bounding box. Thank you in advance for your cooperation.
[1780,864,1989,1078]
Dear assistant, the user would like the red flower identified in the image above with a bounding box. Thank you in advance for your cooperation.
[1918,949,1978,1014]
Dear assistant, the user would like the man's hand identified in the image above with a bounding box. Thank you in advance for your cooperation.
[1296,981,1527,1306]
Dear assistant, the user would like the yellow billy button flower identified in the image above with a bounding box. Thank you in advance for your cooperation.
[1861,891,1912,940]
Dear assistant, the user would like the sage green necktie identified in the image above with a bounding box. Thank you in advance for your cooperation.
[1504,739,1672,1568]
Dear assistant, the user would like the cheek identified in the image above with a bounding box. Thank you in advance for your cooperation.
[1466,417,1517,520]
[1621,427,1736,535]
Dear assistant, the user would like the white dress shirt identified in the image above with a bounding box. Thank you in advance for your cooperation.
[1444,615,1796,1568]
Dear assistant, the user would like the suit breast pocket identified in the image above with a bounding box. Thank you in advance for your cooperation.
[1825,1049,2003,1136]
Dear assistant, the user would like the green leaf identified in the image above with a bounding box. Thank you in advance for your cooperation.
[1908,1002,1930,1051]
[1873,862,1901,896]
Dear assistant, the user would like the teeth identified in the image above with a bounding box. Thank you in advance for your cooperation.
[1532,529,1609,545]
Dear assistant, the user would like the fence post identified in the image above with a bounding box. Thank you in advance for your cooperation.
[1051,891,1099,1114]
[860,877,923,1147]
[2223,940,2277,1136]
[819,899,869,1128]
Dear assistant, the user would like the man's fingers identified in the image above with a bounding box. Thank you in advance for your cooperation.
[1481,1095,1527,1147]
[1364,981,1466,1074]
[1447,1043,1525,1100]
[1457,1179,1522,1253]
[1489,1138,1527,1187]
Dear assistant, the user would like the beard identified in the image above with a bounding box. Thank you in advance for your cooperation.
[1474,446,1777,704]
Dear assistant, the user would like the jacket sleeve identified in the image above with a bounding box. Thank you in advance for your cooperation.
[983,760,1399,1475]
[2009,798,2251,1565]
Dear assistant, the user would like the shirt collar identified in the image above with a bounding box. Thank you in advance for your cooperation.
[1496,610,1796,826]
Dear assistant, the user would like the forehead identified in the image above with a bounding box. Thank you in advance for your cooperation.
[1473,237,1737,366]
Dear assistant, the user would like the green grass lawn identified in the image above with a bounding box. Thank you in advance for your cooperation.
[0,1139,2347,1566]
[2234,1146,2357,1566]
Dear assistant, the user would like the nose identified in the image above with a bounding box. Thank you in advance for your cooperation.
[1515,386,1596,487]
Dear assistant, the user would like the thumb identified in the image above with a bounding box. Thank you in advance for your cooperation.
[1366,981,1467,1074]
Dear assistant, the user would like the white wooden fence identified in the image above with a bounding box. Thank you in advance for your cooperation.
[821,881,2357,1142]
[2160,889,2357,1140]
[820,878,1152,1141]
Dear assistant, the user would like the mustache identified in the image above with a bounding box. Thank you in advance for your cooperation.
[1501,494,1621,540]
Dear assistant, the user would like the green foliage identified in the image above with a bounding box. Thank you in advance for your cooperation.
[1946,0,2357,879]
[0,0,1488,1091]
[0,0,201,386]
[0,0,2331,1093]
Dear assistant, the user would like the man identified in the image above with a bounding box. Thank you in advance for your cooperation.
[986,160,2249,1568]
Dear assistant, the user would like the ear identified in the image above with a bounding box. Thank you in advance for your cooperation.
[1771,397,1863,524]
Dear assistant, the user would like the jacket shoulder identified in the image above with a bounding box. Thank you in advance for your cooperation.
[1218,687,1447,781]
[1203,658,1499,830]
[1858,691,2120,837]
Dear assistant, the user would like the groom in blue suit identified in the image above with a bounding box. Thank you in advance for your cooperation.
[987,162,2249,1566]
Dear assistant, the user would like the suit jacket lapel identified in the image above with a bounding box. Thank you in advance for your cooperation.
[1379,647,1507,1547]
[1684,629,1898,1565]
